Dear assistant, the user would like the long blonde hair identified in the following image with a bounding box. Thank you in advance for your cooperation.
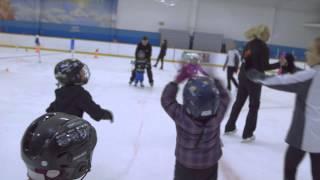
[244,25,270,42]
[306,37,320,67]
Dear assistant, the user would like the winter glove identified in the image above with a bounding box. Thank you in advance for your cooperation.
[246,69,268,84]
[101,109,114,123]
[175,63,205,83]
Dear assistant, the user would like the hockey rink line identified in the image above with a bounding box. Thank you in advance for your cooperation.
[117,98,146,179]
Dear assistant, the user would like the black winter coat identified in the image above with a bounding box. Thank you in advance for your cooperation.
[46,85,107,121]
[159,42,167,56]
[242,38,279,72]
[135,42,152,61]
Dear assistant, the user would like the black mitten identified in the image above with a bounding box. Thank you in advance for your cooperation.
[101,110,114,123]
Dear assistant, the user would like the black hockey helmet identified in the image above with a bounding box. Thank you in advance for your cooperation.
[183,76,220,120]
[21,113,97,180]
[54,59,90,86]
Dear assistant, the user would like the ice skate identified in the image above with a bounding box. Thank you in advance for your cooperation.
[224,129,237,136]
[241,135,256,143]
[129,80,133,85]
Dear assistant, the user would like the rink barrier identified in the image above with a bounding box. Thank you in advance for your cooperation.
[0,32,307,69]
[0,43,226,68]
[0,42,307,71]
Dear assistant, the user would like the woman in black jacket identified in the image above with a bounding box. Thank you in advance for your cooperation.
[224,25,280,142]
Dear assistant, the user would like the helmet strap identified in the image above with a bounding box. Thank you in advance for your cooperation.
[80,169,89,180]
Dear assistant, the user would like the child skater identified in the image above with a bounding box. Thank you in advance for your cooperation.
[134,50,147,87]
[161,63,230,180]
[47,59,113,122]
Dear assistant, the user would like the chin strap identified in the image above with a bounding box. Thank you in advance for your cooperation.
[80,170,89,180]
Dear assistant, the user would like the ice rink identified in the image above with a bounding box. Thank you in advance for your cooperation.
[0,47,312,180]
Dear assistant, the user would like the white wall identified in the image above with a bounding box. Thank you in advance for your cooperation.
[116,0,320,48]
[196,1,276,41]
[116,0,192,32]
[271,10,320,48]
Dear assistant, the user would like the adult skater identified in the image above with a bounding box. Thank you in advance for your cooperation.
[21,112,97,180]
[246,37,320,180]
[161,64,230,180]
[129,36,154,86]
[223,46,241,91]
[47,59,114,122]
[224,25,280,142]
[154,39,168,70]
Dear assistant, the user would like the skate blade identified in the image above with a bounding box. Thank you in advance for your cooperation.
[241,136,256,143]
[224,129,237,136]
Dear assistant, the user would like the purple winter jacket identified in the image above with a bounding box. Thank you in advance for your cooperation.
[161,80,230,169]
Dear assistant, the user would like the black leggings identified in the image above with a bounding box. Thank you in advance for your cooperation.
[174,161,218,180]
[155,54,165,68]
[225,71,261,138]
[285,146,320,180]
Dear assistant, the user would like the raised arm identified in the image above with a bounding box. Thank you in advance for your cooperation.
[247,69,316,93]
[161,82,183,121]
[214,80,230,123]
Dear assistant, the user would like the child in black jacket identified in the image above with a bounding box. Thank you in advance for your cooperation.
[47,59,113,122]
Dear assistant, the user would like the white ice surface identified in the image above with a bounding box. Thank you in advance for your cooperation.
[0,47,312,180]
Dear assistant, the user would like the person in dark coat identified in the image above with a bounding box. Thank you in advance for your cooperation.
[224,25,280,142]
[154,39,168,70]
[130,36,154,86]
[278,53,299,75]
[47,59,113,122]
[161,63,230,180]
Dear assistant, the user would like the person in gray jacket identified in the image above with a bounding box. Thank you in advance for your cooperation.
[247,37,320,180]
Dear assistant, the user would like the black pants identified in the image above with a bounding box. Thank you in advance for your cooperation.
[285,146,320,180]
[225,71,261,138]
[155,54,165,68]
[227,67,238,90]
[130,63,153,83]
[174,161,218,180]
